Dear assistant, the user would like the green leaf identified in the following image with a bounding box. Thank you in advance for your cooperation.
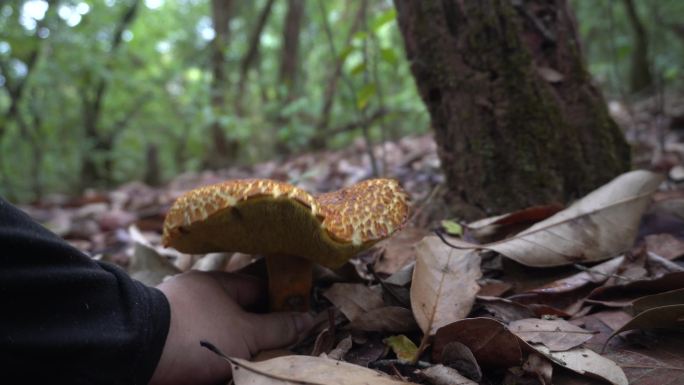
[338,45,354,62]
[380,47,398,65]
[372,9,397,31]
[352,30,368,41]
[356,83,376,110]
[441,220,463,236]
[383,335,418,363]
[350,61,366,76]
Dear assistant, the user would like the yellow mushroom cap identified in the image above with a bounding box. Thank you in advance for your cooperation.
[162,178,409,268]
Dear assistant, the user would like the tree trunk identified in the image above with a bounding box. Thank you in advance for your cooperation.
[311,0,367,149]
[81,0,140,188]
[621,0,652,94]
[394,0,630,217]
[235,0,276,115]
[279,0,305,101]
[206,0,237,169]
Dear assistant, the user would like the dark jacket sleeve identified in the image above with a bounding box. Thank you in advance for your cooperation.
[0,197,170,385]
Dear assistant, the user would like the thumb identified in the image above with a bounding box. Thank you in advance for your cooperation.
[249,312,314,351]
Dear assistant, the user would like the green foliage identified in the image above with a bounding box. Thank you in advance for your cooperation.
[571,0,684,95]
[1,0,682,201]
[0,0,428,201]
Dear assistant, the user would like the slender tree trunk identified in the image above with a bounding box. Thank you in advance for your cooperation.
[279,0,305,101]
[273,0,305,156]
[206,0,237,169]
[395,0,630,217]
[311,0,366,148]
[81,0,140,188]
[621,0,652,93]
[235,0,275,115]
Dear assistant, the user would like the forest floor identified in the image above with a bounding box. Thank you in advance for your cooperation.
[20,93,684,385]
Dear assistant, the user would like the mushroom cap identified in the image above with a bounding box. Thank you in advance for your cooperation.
[162,178,410,268]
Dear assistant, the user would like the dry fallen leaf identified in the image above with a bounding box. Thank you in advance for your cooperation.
[480,170,663,267]
[588,271,684,307]
[128,241,180,286]
[530,345,628,385]
[349,306,418,333]
[607,304,684,344]
[411,236,481,335]
[509,318,595,351]
[323,283,384,322]
[631,287,684,314]
[522,352,553,385]
[475,296,536,323]
[324,336,353,360]
[464,203,564,243]
[421,364,478,385]
[644,233,684,260]
[373,227,430,275]
[531,256,624,295]
[440,341,482,381]
[230,355,416,385]
[433,318,522,368]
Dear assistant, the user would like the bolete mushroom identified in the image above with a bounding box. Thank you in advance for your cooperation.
[162,178,409,311]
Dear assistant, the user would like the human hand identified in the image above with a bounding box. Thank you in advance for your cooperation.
[149,271,314,385]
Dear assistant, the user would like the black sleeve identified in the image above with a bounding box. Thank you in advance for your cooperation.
[0,197,170,385]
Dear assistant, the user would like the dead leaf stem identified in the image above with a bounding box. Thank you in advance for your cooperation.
[200,341,325,385]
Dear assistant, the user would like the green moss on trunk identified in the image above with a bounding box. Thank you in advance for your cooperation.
[395,0,630,218]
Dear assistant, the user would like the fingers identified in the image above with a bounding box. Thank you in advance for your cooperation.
[203,271,267,308]
[248,312,314,352]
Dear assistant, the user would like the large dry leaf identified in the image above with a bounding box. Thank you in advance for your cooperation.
[607,304,684,344]
[530,345,628,385]
[530,256,624,295]
[373,227,430,275]
[464,204,564,243]
[411,236,481,335]
[433,318,522,368]
[323,283,384,322]
[349,306,418,333]
[128,242,180,286]
[482,170,663,267]
[631,288,684,314]
[421,365,478,385]
[230,355,416,385]
[509,318,594,351]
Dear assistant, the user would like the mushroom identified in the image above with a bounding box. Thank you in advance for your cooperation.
[162,178,410,311]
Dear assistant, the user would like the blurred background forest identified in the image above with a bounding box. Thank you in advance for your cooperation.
[1,0,683,203]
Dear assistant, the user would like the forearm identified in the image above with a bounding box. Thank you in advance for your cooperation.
[0,197,170,384]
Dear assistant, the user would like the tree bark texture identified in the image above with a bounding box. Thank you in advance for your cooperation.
[279,0,305,101]
[236,0,276,115]
[81,0,141,188]
[621,0,652,93]
[207,0,237,169]
[312,0,367,148]
[395,0,630,216]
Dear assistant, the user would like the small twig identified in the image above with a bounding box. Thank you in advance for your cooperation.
[389,363,408,381]
[572,263,635,282]
[200,341,324,385]
[368,264,409,307]
[514,329,598,335]
[407,183,443,226]
[370,359,432,369]
[434,228,479,250]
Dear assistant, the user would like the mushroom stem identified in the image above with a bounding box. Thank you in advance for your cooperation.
[265,254,313,312]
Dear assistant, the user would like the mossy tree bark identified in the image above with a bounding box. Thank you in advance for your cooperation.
[394,0,631,217]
